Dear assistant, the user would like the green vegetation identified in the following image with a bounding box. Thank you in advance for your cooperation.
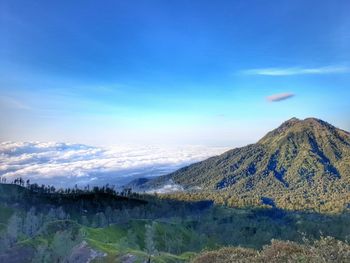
[0,205,13,230]
[0,183,350,262]
[148,118,350,213]
[1,118,350,261]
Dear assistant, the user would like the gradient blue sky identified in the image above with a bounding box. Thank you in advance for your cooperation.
[1,0,350,147]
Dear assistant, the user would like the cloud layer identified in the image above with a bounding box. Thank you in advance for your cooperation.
[0,142,228,188]
[267,93,295,102]
[242,66,350,76]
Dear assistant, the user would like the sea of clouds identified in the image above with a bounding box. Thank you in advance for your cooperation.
[0,142,228,189]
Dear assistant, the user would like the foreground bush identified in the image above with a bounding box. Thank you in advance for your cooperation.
[193,237,350,263]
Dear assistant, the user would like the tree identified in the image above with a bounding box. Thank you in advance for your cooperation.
[6,213,22,245]
[98,212,107,227]
[24,207,40,237]
[145,222,158,257]
[57,207,67,220]
[127,229,139,249]
[51,230,82,262]
[80,215,89,226]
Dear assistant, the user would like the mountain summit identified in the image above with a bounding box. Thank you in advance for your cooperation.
[145,118,350,211]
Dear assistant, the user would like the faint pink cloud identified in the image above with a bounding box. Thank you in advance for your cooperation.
[266,93,295,102]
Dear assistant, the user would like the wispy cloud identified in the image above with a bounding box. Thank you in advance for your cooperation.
[147,179,184,194]
[267,93,295,102]
[0,142,228,188]
[242,66,350,76]
[0,96,31,110]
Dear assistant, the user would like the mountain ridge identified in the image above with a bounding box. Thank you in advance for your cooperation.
[135,117,350,212]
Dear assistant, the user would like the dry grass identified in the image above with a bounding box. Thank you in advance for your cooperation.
[193,237,350,263]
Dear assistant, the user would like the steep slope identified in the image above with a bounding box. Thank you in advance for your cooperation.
[145,118,350,211]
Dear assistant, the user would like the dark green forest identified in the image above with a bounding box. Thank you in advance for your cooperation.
[0,181,350,263]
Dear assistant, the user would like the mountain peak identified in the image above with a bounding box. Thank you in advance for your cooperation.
[280,117,331,129]
[280,117,331,125]
[258,117,337,145]
[285,117,300,123]
[150,117,350,198]
[278,117,301,130]
[302,117,339,131]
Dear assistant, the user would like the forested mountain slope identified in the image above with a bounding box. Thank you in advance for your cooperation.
[147,118,350,212]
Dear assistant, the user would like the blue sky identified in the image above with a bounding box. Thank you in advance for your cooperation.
[1,0,350,147]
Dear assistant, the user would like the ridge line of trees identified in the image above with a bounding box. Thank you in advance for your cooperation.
[0,176,135,198]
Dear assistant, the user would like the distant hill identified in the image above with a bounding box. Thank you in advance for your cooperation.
[124,177,152,192]
[141,118,350,212]
[0,183,147,214]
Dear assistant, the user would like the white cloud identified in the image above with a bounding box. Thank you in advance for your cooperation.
[146,179,184,194]
[0,142,228,188]
[266,92,295,102]
[242,66,350,76]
